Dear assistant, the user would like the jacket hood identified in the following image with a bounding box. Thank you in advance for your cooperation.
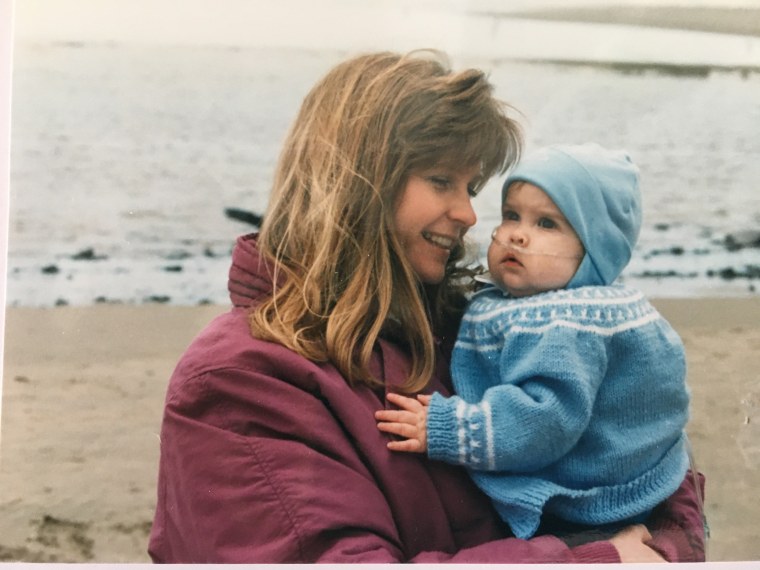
[502,143,641,287]
[228,233,276,307]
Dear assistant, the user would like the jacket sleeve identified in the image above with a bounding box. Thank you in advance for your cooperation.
[646,470,707,562]
[428,325,606,472]
[149,365,623,564]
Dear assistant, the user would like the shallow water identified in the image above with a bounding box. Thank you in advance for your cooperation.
[7,42,760,306]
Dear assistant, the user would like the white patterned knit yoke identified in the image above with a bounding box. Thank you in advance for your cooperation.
[426,284,691,538]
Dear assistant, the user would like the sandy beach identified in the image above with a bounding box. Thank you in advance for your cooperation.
[0,298,759,562]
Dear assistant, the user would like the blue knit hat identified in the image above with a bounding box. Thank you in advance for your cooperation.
[501,143,641,288]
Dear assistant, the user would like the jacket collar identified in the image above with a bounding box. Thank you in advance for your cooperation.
[228,233,277,307]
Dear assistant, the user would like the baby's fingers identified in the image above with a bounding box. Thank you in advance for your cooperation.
[377,421,419,439]
[386,438,424,453]
[386,392,421,411]
[375,409,416,424]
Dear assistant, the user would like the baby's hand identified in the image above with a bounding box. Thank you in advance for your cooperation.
[375,392,431,453]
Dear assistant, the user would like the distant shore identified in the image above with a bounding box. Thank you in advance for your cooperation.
[1,298,760,561]
[492,6,760,37]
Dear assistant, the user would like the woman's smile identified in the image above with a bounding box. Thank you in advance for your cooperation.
[422,230,460,251]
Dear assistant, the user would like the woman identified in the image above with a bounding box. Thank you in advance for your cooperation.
[148,51,705,563]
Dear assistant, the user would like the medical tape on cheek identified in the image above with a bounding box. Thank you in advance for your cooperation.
[490,229,583,260]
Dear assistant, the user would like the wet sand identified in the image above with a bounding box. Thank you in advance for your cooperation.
[1,298,759,562]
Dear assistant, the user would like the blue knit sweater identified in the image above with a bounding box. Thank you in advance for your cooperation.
[427,284,690,539]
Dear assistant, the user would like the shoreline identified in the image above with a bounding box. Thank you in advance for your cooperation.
[2,298,759,561]
[13,4,760,68]
[490,6,760,38]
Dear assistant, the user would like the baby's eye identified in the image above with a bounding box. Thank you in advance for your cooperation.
[538,217,557,229]
[502,210,519,222]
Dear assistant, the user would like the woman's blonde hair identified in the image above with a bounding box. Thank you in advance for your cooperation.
[250,50,522,392]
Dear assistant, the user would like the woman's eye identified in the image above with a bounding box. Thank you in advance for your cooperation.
[429,176,450,189]
[538,217,557,229]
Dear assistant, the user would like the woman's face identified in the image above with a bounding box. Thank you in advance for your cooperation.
[393,164,481,284]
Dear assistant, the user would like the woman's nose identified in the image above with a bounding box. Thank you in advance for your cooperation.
[450,189,477,228]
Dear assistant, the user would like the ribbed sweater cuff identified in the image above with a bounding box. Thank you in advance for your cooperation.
[426,393,464,465]
[571,540,621,563]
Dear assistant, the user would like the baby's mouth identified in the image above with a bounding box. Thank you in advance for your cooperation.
[502,251,524,267]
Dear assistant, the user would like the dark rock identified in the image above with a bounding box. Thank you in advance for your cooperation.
[145,295,171,304]
[166,250,192,260]
[723,231,760,252]
[92,296,122,304]
[645,246,687,257]
[224,207,263,227]
[707,265,760,280]
[163,265,183,272]
[632,270,698,279]
[41,264,59,274]
[71,248,108,261]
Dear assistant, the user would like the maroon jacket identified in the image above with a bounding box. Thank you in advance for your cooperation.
[148,234,706,563]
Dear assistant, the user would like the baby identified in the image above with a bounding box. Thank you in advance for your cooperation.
[376,143,691,539]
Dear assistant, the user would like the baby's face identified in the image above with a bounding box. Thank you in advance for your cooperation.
[488,182,584,297]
